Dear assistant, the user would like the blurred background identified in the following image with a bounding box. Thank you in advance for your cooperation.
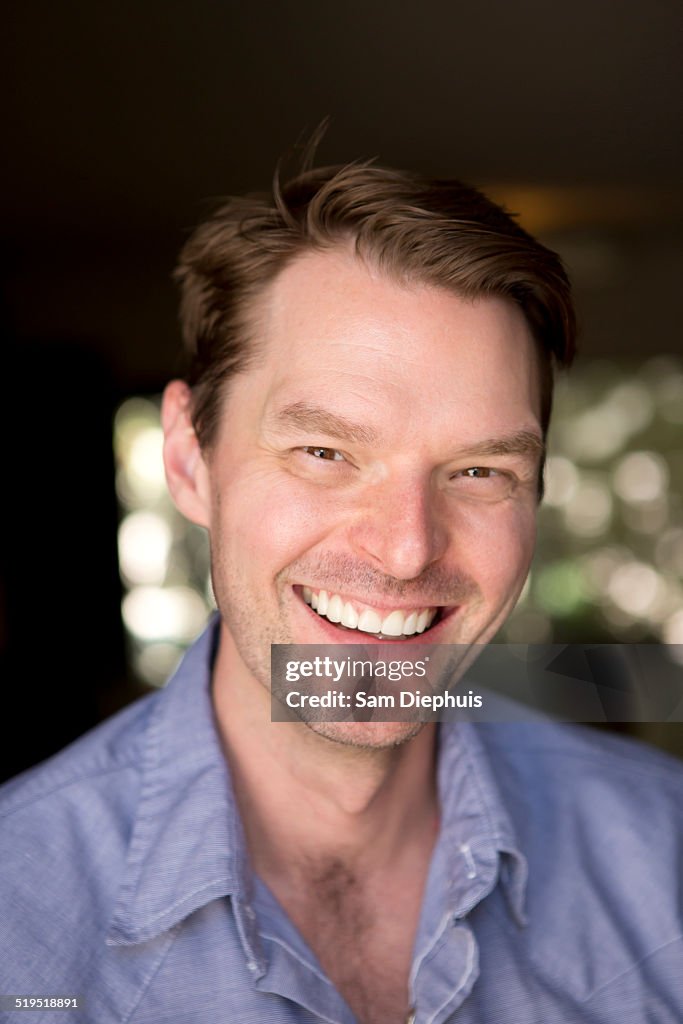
[2,0,682,779]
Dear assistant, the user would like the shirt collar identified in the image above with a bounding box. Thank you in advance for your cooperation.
[107,615,253,946]
[434,719,528,927]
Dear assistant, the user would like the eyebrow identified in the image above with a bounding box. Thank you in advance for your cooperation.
[269,402,544,461]
[269,402,380,445]
[456,430,546,462]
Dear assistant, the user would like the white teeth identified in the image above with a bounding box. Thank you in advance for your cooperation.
[415,609,430,633]
[403,611,418,635]
[380,610,406,636]
[301,587,440,637]
[341,602,359,628]
[326,594,343,622]
[357,608,383,634]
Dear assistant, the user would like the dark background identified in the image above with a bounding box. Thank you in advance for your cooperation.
[2,1,682,779]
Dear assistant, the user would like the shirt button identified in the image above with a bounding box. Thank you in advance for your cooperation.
[245,906,255,920]
[247,960,258,973]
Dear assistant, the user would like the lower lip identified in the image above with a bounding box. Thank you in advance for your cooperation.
[292,587,459,645]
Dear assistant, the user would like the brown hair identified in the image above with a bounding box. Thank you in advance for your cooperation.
[175,161,576,449]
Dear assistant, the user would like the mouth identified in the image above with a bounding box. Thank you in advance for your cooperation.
[296,585,454,641]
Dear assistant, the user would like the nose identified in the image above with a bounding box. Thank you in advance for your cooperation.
[348,475,450,581]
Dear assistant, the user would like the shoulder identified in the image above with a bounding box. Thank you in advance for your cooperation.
[0,689,157,820]
[475,719,683,853]
[0,691,159,992]
[474,721,683,1002]
[477,718,683,807]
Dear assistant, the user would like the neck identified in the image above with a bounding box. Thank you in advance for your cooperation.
[212,623,439,880]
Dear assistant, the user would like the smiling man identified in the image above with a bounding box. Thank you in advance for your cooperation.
[2,163,683,1024]
[165,242,544,755]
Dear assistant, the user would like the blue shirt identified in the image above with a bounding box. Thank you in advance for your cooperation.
[1,619,683,1023]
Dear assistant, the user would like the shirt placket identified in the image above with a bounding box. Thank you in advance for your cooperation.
[409,832,508,1024]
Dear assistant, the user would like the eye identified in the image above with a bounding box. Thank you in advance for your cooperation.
[451,466,515,500]
[301,446,346,462]
[461,467,495,478]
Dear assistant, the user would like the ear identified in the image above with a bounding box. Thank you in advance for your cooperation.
[161,380,211,528]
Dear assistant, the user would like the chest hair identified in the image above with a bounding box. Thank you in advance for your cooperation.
[280,856,417,1024]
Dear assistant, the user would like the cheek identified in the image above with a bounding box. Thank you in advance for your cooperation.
[210,468,345,568]
[457,503,537,597]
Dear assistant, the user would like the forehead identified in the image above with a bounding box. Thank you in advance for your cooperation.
[236,247,542,443]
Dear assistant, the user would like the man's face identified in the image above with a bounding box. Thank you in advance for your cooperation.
[166,247,543,743]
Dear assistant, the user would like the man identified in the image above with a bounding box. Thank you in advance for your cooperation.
[1,162,682,1024]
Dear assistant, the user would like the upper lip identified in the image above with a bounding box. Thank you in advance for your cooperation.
[295,584,451,615]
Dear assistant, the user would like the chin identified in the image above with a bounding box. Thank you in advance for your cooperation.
[304,719,425,750]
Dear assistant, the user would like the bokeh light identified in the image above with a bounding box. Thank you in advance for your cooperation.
[562,478,613,537]
[114,399,168,507]
[543,456,579,508]
[613,451,669,504]
[114,398,212,685]
[606,562,666,619]
[122,585,208,643]
[503,356,683,644]
[118,511,172,585]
